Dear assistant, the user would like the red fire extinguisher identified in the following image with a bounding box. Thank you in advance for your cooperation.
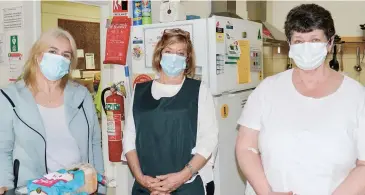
[101,84,125,162]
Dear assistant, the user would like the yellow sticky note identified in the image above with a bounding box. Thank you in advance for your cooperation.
[237,40,251,84]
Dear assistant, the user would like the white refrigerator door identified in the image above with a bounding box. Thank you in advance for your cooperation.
[207,16,263,96]
[129,19,209,83]
[213,89,253,195]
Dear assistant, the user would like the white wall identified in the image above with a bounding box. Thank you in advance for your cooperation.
[149,0,365,37]
[150,0,212,23]
[0,1,41,88]
[150,0,249,22]
[268,1,365,36]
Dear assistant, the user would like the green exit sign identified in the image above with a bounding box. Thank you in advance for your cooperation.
[10,35,18,52]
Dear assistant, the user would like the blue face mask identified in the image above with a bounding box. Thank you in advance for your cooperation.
[160,53,187,77]
[39,53,71,81]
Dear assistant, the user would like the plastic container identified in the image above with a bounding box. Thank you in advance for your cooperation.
[141,0,152,25]
[133,1,142,26]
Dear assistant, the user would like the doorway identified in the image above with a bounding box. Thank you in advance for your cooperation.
[41,0,101,95]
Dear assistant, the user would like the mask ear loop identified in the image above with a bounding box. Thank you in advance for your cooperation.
[327,37,335,62]
[287,39,291,47]
[328,36,335,49]
[36,52,45,65]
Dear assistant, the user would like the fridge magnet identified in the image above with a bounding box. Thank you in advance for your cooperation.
[226,21,233,30]
[216,27,224,43]
[216,54,225,75]
[250,49,262,72]
[216,33,224,43]
[132,37,143,44]
[220,104,229,119]
[257,29,262,40]
[133,73,153,88]
[216,27,224,33]
[242,32,247,38]
[225,39,240,65]
[132,45,143,60]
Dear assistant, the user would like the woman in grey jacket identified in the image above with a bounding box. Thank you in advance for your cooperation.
[0,28,104,194]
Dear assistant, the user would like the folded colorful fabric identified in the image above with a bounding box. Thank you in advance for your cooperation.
[27,168,88,195]
[26,163,106,195]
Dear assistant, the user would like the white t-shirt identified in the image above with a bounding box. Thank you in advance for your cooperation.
[238,69,365,195]
[122,78,219,184]
[38,105,81,172]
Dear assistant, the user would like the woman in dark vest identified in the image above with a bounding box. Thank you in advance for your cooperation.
[123,28,219,195]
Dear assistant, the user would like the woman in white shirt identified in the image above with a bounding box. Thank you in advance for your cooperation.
[123,28,218,195]
[236,4,365,195]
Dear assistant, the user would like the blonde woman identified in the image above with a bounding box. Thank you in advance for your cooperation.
[123,28,218,195]
[0,28,104,194]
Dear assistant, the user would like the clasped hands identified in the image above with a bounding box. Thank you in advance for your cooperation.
[138,170,191,195]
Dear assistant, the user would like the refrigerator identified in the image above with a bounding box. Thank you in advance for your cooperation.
[128,15,263,195]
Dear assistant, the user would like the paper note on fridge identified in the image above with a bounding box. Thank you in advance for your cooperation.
[237,40,251,84]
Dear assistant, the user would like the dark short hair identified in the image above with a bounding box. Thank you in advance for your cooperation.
[284,4,335,41]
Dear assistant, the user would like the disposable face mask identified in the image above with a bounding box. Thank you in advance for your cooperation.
[160,53,187,77]
[39,53,71,81]
[289,42,328,70]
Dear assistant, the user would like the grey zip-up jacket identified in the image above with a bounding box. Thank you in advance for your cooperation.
[0,80,104,192]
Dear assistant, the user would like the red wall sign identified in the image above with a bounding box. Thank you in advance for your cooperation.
[113,0,128,16]
[133,74,153,88]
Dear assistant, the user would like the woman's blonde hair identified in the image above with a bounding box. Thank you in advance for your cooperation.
[152,28,196,78]
[23,27,78,92]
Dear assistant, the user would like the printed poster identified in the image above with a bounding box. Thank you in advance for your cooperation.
[3,6,23,31]
[8,52,23,82]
